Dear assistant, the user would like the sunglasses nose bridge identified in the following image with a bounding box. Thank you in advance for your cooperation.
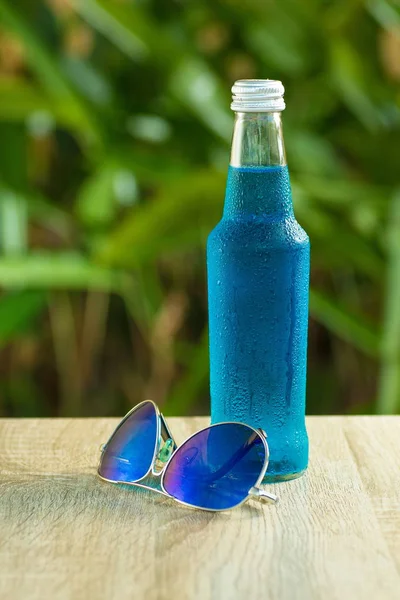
[152,437,176,476]
[157,438,175,463]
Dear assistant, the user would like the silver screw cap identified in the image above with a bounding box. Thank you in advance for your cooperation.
[231,79,285,112]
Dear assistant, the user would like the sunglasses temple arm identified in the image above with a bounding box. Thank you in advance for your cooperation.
[249,487,278,504]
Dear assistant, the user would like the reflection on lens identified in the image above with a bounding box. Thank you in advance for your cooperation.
[162,423,267,510]
[99,401,157,483]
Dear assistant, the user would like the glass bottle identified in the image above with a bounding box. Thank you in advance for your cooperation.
[207,80,309,481]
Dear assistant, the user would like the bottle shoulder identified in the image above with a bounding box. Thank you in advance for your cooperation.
[208,217,309,251]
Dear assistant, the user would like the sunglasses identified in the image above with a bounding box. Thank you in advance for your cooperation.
[97,400,278,511]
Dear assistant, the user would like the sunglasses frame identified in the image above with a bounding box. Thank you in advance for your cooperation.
[97,400,277,511]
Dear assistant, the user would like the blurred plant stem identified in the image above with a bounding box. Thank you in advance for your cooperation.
[165,328,210,416]
[48,292,82,416]
[80,291,109,389]
[145,291,187,403]
[377,190,400,413]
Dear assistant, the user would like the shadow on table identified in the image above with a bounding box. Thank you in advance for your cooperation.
[1,471,273,526]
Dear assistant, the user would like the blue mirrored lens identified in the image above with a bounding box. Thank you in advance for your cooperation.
[162,423,266,510]
[99,401,157,483]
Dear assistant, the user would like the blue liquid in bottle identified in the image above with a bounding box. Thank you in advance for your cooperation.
[208,160,310,481]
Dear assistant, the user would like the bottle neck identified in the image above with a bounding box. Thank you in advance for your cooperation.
[230,112,286,168]
[224,112,293,219]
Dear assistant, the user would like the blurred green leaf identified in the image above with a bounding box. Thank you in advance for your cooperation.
[61,57,113,107]
[0,1,102,147]
[294,175,387,209]
[245,6,309,76]
[98,170,225,267]
[310,288,380,357]
[287,132,344,177]
[296,211,384,280]
[325,0,368,30]
[76,0,231,141]
[0,185,72,242]
[76,161,120,227]
[0,79,95,135]
[170,59,232,142]
[75,0,151,61]
[75,0,181,63]
[127,115,172,144]
[0,1,71,98]
[0,254,125,291]
[330,38,383,130]
[0,79,51,121]
[367,0,400,29]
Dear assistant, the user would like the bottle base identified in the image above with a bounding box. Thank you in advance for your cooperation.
[262,467,307,484]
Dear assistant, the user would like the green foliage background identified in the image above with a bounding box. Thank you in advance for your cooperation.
[0,0,399,417]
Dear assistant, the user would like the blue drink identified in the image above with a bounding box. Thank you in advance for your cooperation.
[207,81,309,481]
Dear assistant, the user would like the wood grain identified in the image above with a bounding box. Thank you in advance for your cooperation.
[0,416,399,600]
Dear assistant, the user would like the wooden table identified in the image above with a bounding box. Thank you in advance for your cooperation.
[0,416,399,600]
